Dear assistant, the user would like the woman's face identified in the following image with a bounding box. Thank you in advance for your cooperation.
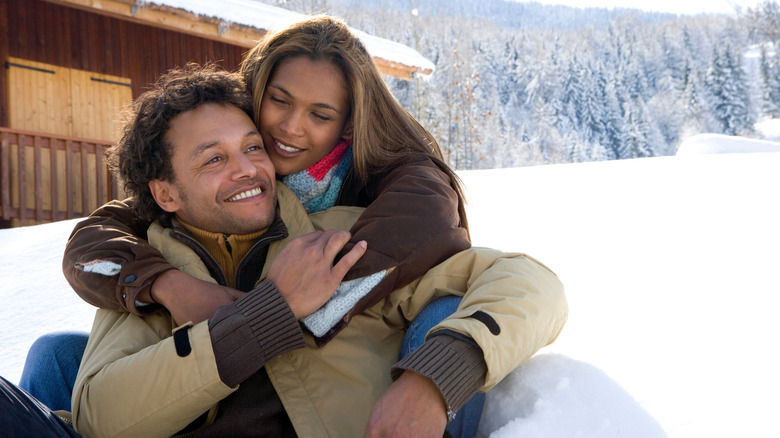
[259,56,352,176]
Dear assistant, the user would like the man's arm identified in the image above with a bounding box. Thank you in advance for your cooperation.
[209,231,367,387]
[366,248,568,437]
[73,231,366,438]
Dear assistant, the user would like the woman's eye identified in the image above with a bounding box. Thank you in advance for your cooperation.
[313,113,331,121]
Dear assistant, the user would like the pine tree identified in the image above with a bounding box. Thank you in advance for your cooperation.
[705,45,752,135]
[600,79,626,160]
[576,61,606,146]
[555,57,583,130]
[620,98,656,159]
[759,46,780,117]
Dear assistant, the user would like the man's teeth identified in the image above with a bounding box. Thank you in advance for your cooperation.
[228,187,263,201]
[277,141,302,153]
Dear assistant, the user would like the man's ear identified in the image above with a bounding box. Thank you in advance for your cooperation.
[149,179,180,213]
[341,119,354,141]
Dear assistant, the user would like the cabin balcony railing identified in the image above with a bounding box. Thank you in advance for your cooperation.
[0,127,121,228]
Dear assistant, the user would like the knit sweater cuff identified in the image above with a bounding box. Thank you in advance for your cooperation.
[208,280,305,387]
[391,335,486,417]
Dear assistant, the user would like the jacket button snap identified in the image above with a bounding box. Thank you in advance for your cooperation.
[123,274,137,283]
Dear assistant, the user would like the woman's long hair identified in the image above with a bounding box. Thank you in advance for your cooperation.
[240,15,468,230]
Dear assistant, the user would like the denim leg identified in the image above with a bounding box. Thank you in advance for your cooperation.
[401,296,485,438]
[18,331,89,412]
[0,375,81,437]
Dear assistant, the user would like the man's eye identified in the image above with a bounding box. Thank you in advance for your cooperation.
[206,156,222,164]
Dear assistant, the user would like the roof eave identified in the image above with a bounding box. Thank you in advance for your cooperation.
[41,0,432,80]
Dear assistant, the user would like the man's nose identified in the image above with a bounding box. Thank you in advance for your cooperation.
[231,153,258,179]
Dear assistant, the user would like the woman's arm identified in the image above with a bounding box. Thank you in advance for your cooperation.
[326,155,471,333]
[341,155,470,284]
[63,200,247,322]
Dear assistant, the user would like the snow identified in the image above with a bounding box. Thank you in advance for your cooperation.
[676,132,780,155]
[2,135,780,437]
[755,118,780,141]
[144,0,435,73]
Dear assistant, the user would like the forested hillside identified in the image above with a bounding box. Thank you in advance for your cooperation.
[265,0,780,169]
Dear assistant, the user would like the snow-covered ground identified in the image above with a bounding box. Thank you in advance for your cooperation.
[1,135,779,437]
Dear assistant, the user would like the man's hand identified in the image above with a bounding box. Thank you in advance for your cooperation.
[267,230,367,319]
[149,270,245,325]
[364,371,448,438]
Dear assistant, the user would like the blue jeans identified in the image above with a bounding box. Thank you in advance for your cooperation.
[19,331,88,412]
[22,298,484,436]
[401,296,485,438]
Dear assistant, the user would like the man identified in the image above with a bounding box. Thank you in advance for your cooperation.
[3,65,567,438]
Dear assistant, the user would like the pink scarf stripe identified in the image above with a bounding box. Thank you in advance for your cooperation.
[307,141,350,181]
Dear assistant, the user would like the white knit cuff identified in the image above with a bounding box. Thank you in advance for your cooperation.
[302,270,387,337]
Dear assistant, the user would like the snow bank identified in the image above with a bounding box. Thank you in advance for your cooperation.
[676,132,780,155]
[479,354,666,438]
[755,118,780,141]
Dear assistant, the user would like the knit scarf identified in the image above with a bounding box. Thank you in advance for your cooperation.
[282,140,353,213]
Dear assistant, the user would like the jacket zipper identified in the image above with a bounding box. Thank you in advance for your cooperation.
[56,413,73,426]
[335,166,352,206]
[171,228,285,290]
[171,230,230,286]
[234,232,285,290]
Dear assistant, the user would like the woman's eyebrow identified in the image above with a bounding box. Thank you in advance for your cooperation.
[268,84,342,114]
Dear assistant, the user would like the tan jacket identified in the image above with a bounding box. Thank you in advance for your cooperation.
[72,186,568,438]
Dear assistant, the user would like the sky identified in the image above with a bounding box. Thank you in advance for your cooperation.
[514,0,766,15]
[2,131,780,437]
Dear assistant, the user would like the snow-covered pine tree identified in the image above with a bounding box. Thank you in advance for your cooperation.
[759,46,780,117]
[620,97,656,159]
[705,45,752,135]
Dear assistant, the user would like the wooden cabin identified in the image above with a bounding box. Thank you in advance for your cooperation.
[0,0,433,228]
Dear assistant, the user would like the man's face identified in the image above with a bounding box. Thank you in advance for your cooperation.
[150,103,277,235]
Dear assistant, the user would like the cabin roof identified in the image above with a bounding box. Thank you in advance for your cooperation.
[43,0,434,80]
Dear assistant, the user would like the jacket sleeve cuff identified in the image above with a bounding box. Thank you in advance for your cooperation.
[208,280,305,387]
[391,334,486,417]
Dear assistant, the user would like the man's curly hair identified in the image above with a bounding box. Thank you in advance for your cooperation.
[109,63,253,222]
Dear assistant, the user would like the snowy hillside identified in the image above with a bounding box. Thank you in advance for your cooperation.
[1,135,779,437]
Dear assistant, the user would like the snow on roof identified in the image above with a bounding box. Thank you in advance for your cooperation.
[146,0,435,75]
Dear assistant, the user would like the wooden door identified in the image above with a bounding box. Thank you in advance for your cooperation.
[4,58,131,226]
[7,58,72,136]
[7,57,132,141]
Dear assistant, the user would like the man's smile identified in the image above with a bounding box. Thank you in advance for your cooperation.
[226,187,263,202]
